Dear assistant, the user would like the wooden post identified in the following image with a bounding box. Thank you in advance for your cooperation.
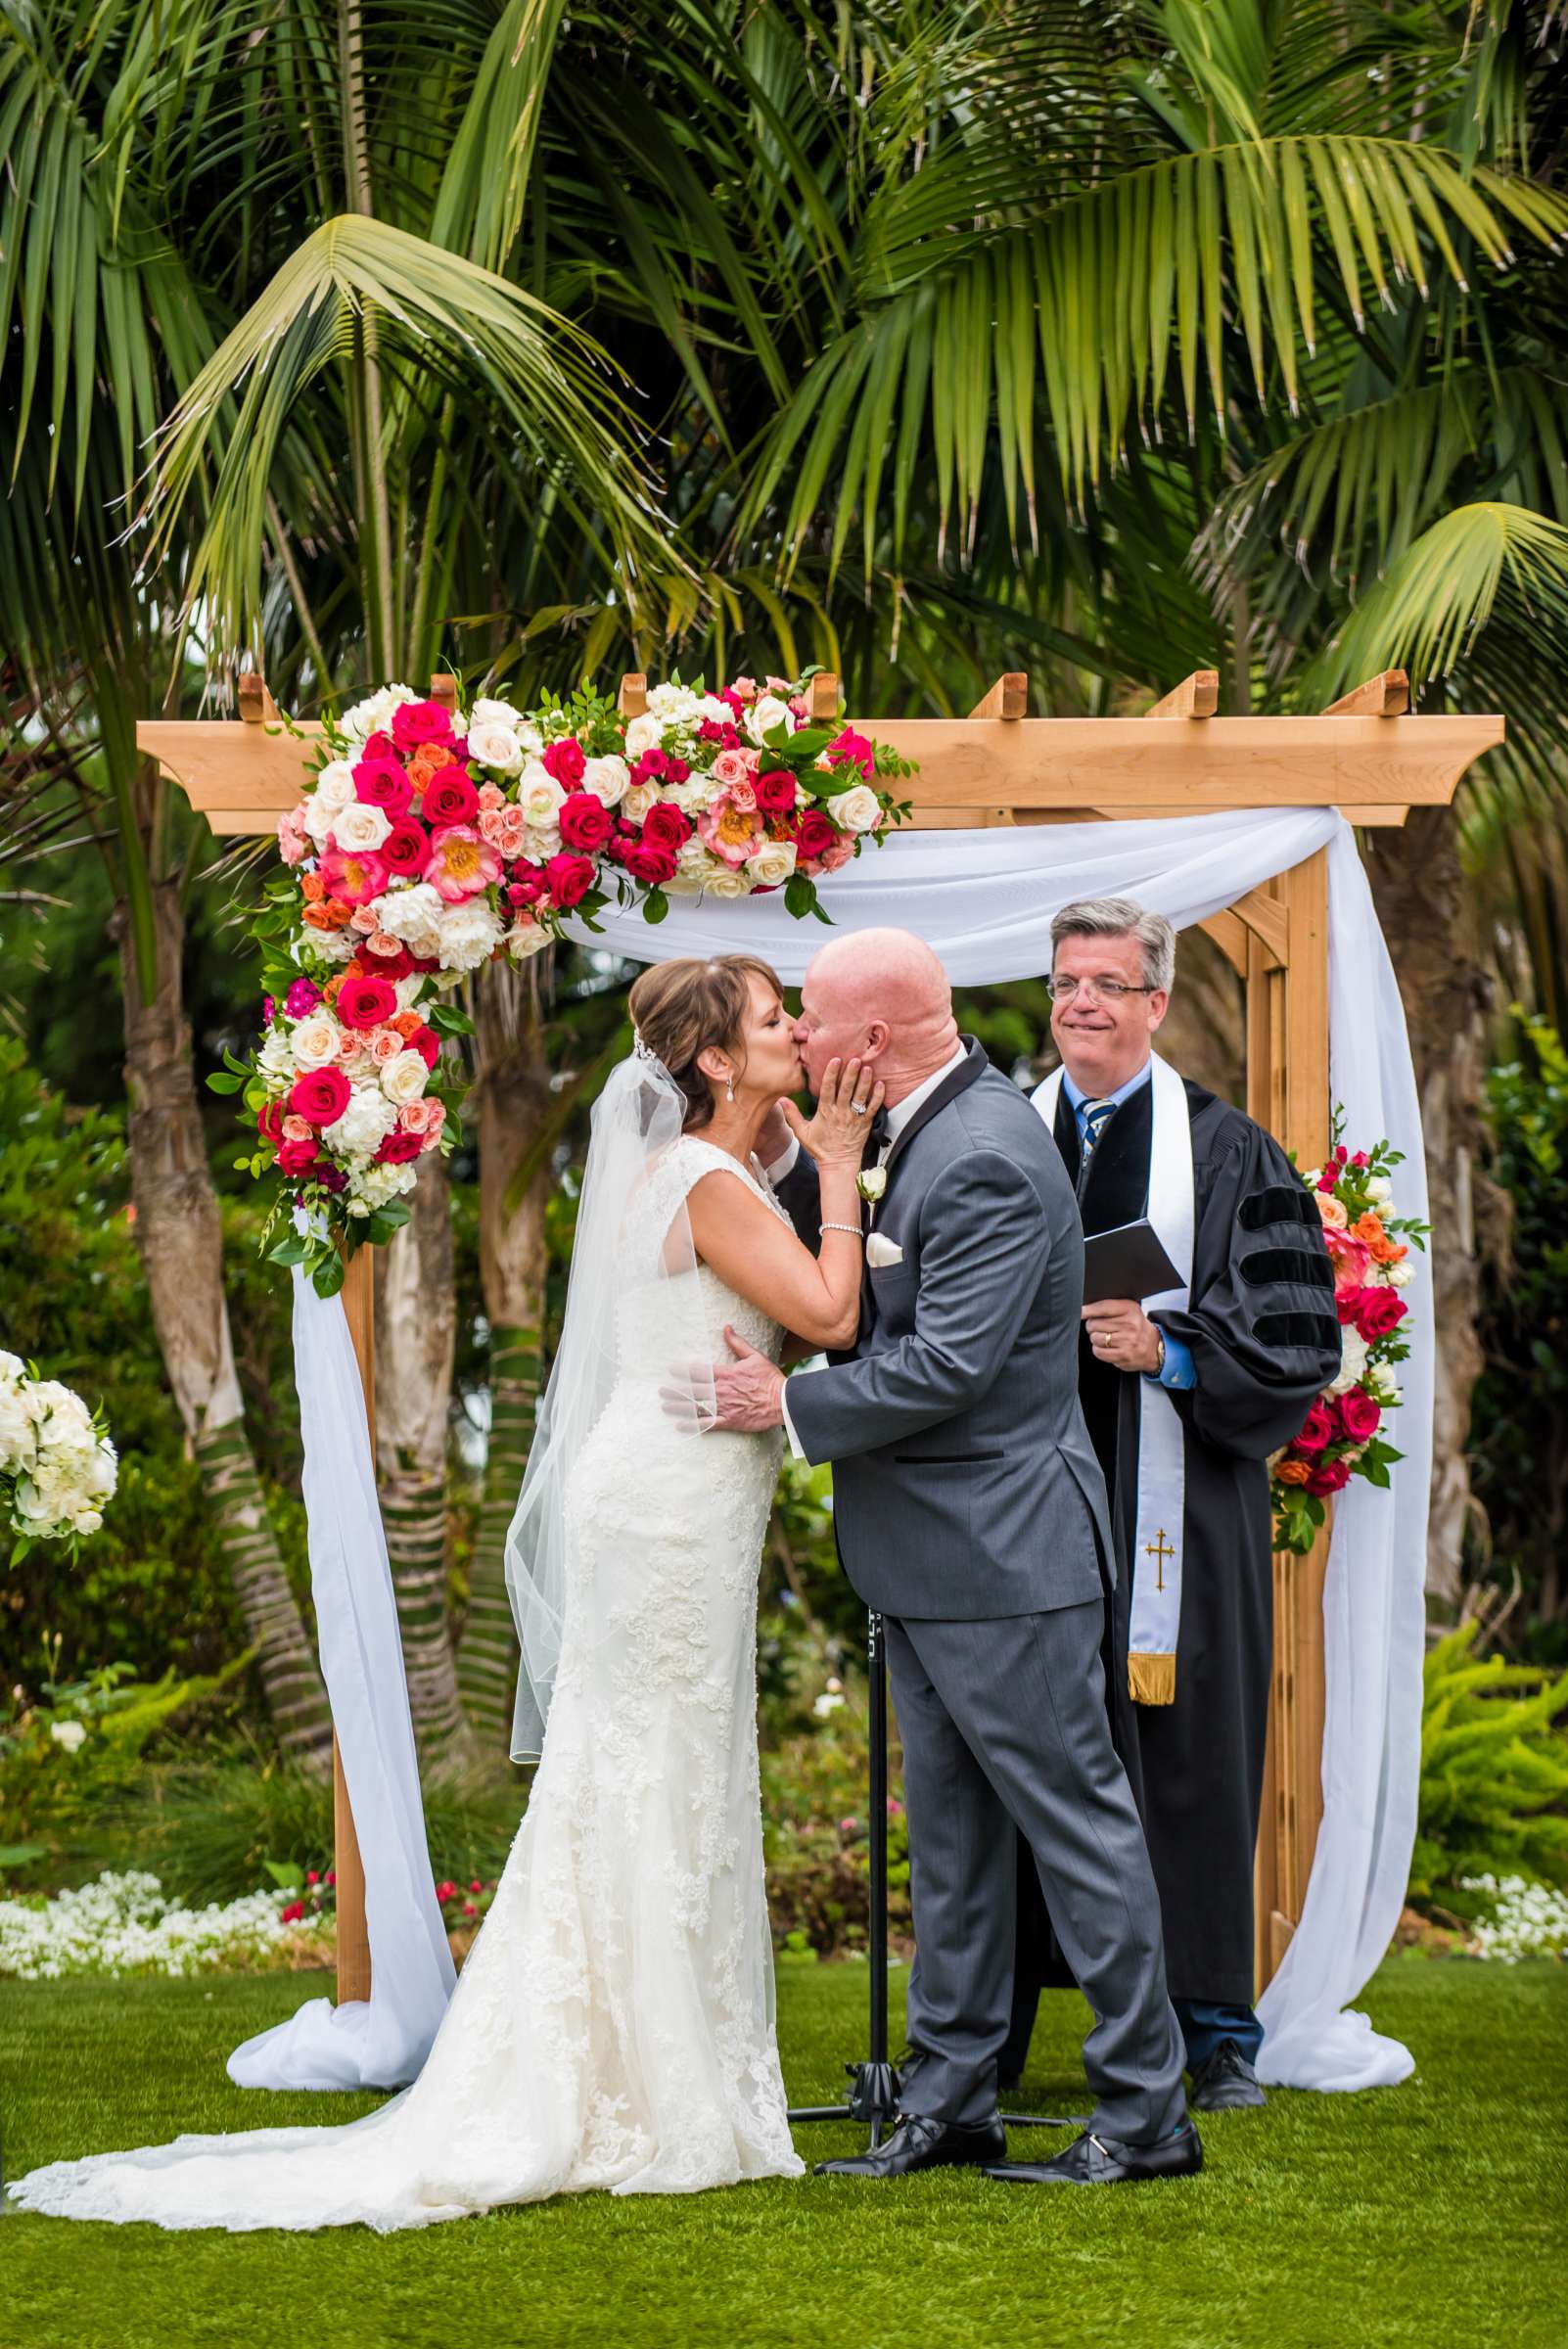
[332,1244,376,2004]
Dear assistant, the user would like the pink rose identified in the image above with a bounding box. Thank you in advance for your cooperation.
[377,1127,424,1165]
[399,1098,437,1135]
[352,758,413,817]
[337,1032,364,1062]
[544,852,596,908]
[623,842,679,886]
[541,737,586,788]
[381,818,432,878]
[559,791,616,852]
[365,931,405,960]
[289,1067,351,1127]
[642,802,694,855]
[753,767,798,815]
[729,675,759,703]
[794,807,838,864]
[278,806,310,865]
[419,1099,447,1152]
[476,782,505,812]
[1292,1399,1334,1455]
[1305,1454,1354,1498]
[337,974,400,1031]
[276,1137,320,1178]
[421,768,480,830]
[711,748,754,789]
[391,699,456,753]
[818,837,855,873]
[370,1028,403,1064]
[1338,1388,1383,1443]
[496,807,530,857]
[477,806,509,849]
[826,726,875,778]
[1355,1289,1407,1344]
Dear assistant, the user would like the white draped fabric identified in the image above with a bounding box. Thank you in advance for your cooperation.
[564,808,1430,2091]
[226,1269,456,2091]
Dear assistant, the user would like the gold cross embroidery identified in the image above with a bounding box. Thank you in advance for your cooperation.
[1143,1529,1176,1592]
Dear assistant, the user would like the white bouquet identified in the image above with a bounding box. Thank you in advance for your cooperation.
[0,1352,117,1563]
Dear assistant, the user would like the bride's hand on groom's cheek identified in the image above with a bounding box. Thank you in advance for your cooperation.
[793,1057,883,1166]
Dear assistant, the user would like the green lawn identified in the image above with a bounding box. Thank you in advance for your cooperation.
[2,1956,1564,2349]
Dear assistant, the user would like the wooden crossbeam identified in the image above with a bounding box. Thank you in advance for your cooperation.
[970,672,1028,721]
[237,674,280,725]
[1145,669,1219,720]
[1323,668,1409,718]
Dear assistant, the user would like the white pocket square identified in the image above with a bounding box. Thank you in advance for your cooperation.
[866,1233,904,1269]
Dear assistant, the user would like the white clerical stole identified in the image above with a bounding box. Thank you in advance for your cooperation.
[1033,1053,1195,1706]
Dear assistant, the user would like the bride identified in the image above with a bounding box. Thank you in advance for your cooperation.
[9,952,882,2232]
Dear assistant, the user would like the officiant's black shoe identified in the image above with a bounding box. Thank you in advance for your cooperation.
[814,2113,1006,2179]
[983,2120,1203,2187]
[1188,2041,1267,2111]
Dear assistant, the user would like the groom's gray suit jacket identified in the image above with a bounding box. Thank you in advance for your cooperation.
[779,1039,1114,1618]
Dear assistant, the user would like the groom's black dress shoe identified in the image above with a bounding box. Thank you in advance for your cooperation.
[983,2120,1204,2187]
[1188,2040,1267,2111]
[814,2113,1007,2179]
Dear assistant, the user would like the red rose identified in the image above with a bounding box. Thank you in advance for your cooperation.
[507,862,548,908]
[697,718,742,748]
[558,791,616,852]
[420,767,479,829]
[276,1138,320,1178]
[363,940,416,978]
[361,731,395,760]
[1292,1398,1334,1455]
[257,1101,285,1144]
[288,1068,351,1128]
[337,974,400,1031]
[380,818,432,878]
[407,1025,440,1070]
[1355,1288,1407,1344]
[642,800,694,854]
[1305,1454,1355,1497]
[623,842,679,887]
[754,768,798,816]
[544,852,597,908]
[352,758,413,817]
[632,747,669,784]
[665,755,690,785]
[541,736,586,788]
[1339,1388,1383,1443]
[391,699,455,752]
[795,808,839,863]
[377,1127,425,1164]
[825,725,875,777]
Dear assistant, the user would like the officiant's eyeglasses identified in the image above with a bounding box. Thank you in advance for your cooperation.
[1045,976,1158,1002]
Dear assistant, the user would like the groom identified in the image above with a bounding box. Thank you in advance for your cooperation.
[708,928,1199,2187]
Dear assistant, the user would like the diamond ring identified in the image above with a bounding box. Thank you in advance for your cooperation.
[851,1101,867,1115]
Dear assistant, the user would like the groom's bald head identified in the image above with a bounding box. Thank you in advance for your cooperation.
[796,927,960,1102]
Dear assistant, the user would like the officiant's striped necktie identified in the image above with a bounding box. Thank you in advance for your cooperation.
[1080,1096,1117,1166]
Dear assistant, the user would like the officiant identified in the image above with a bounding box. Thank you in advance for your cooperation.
[1000,897,1341,2111]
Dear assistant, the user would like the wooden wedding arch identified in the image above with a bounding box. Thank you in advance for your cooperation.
[140,666,1502,2004]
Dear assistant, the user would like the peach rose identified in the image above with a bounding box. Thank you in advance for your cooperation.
[301,902,336,930]
[337,1031,364,1062]
[399,1098,437,1134]
[477,782,505,812]
[711,749,753,789]
[300,871,327,903]
[282,1114,313,1143]
[1316,1192,1348,1229]
[365,931,404,958]
[349,904,380,935]
[370,1028,404,1064]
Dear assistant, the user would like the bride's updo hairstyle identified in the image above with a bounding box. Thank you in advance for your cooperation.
[628,955,786,1131]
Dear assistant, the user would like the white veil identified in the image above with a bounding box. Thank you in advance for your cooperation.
[501,1038,717,1763]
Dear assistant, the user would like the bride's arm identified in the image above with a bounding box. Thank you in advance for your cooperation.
[686,1059,881,1351]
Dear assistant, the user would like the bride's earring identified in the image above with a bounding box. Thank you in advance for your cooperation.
[724,1074,736,1104]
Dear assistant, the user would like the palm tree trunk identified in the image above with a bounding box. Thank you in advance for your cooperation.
[457,961,551,1744]
[373,1147,480,1772]
[115,874,335,1762]
[1363,808,1490,1609]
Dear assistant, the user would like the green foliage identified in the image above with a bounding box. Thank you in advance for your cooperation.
[761,1675,909,1960]
[1411,1620,1568,1908]
[1468,1015,1568,1656]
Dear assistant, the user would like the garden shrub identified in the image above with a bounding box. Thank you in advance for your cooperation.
[1411,1619,1568,1909]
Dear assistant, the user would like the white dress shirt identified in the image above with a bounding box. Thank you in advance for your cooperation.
[775,1043,970,1457]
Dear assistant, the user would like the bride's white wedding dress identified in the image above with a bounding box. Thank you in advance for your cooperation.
[8,1136,805,2231]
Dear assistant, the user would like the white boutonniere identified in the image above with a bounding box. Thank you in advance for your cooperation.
[856,1164,887,1225]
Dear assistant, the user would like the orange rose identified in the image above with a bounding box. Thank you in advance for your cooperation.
[1354,1213,1385,1245]
[300,903,335,930]
[391,1010,423,1039]
[1368,1235,1407,1265]
[300,871,327,903]
[323,898,354,930]
[408,740,451,787]
[1275,1459,1313,1486]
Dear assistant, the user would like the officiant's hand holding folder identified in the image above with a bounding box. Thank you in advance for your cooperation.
[1081,1219,1182,1305]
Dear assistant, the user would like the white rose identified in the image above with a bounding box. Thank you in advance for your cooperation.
[679,770,720,813]
[85,1440,118,1500]
[1327,1325,1368,1397]
[704,867,752,899]
[744,693,795,746]
[324,1089,399,1159]
[506,920,550,963]
[29,1382,89,1435]
[833,783,882,834]
[1387,1260,1414,1288]
[467,717,525,776]
[0,1350,24,1382]
[747,838,799,889]
[1365,1174,1394,1205]
[302,795,335,850]
[380,1049,430,1107]
[289,1014,343,1072]
[623,713,665,759]
[519,764,567,827]
[50,1720,87,1754]
[470,697,523,730]
[393,975,427,1011]
[338,683,417,746]
[329,799,392,853]
[314,760,357,812]
[437,900,504,973]
[581,754,629,806]
[620,781,658,824]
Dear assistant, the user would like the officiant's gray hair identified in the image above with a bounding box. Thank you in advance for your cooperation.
[1050,898,1176,992]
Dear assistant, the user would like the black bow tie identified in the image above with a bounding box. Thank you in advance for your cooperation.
[868,1106,892,1153]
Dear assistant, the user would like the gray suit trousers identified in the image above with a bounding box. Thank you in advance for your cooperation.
[889,1600,1187,2144]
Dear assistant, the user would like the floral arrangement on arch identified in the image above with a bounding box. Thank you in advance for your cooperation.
[1270,1126,1427,1554]
[1,1354,117,1566]
[211,672,914,1296]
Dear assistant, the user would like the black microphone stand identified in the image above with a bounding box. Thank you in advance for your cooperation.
[785,1610,1082,2152]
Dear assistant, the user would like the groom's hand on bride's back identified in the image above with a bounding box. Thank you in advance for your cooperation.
[661,1327,786,1434]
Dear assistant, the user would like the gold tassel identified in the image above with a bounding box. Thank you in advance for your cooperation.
[1128,1651,1176,1707]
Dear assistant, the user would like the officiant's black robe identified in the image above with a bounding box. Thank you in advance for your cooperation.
[1009,1075,1340,2028]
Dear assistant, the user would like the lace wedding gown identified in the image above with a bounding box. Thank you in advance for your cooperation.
[8,1139,804,2231]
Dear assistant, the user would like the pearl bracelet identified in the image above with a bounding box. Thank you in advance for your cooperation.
[819,1221,864,1239]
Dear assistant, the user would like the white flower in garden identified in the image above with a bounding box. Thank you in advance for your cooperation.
[313,760,357,818]
[437,900,504,973]
[467,718,526,775]
[623,713,665,759]
[324,1088,399,1159]
[620,781,658,824]
[812,1691,845,1719]
[518,763,566,828]
[833,783,882,835]
[1327,1325,1368,1397]
[50,1720,87,1754]
[505,921,550,963]
[376,882,445,961]
[581,754,629,806]
[289,1014,343,1072]
[747,839,798,889]
[330,799,392,854]
[338,683,417,747]
[380,1049,431,1108]
[27,1381,91,1436]
[744,693,795,746]
[0,1350,24,1382]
